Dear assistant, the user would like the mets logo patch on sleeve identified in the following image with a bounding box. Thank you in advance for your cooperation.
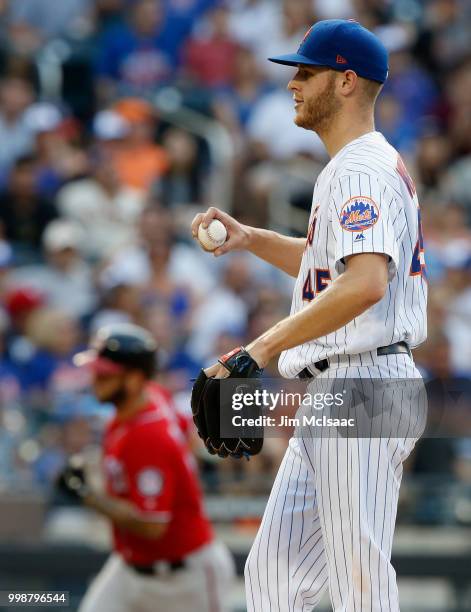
[340,196,379,232]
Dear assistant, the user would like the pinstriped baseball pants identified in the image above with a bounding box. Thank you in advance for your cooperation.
[245,352,426,612]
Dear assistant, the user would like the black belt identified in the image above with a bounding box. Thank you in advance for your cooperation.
[298,341,411,379]
[129,559,186,576]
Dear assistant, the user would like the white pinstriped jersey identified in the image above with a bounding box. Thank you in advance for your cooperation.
[279,131,427,378]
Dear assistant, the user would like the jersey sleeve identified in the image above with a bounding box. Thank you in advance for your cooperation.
[329,173,405,281]
[123,427,181,522]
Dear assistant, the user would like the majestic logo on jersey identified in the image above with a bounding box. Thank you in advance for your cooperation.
[354,233,366,242]
[340,197,379,232]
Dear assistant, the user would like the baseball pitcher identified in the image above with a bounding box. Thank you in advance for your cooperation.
[191,19,427,612]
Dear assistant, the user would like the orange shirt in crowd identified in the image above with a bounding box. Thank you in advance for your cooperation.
[111,144,169,191]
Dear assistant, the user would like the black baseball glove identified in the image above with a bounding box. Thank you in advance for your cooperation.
[191,347,264,458]
[56,455,89,502]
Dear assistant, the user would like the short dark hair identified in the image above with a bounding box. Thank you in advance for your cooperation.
[360,78,383,106]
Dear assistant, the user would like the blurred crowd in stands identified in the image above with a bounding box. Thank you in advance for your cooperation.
[0,0,470,524]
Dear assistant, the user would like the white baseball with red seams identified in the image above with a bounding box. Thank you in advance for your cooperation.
[197,219,227,251]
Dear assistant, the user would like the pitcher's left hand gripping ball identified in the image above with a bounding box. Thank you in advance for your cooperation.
[191,347,264,458]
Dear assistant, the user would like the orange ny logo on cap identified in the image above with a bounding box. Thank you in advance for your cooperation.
[302,26,313,43]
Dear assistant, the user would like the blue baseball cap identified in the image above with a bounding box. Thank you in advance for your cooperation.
[268,19,389,84]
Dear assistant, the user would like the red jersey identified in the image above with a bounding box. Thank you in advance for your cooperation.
[146,381,192,442]
[103,393,212,565]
